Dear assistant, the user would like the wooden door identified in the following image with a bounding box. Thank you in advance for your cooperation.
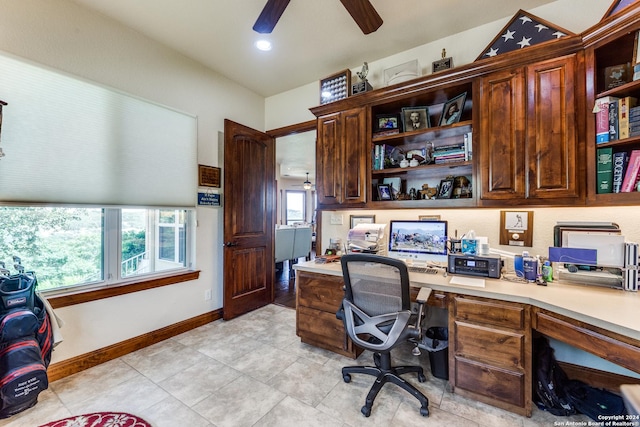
[479,68,526,202]
[526,54,580,200]
[223,120,275,320]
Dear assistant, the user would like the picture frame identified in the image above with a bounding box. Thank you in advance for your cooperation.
[375,114,400,132]
[319,69,351,105]
[439,92,467,126]
[377,184,393,201]
[436,178,454,199]
[401,106,430,132]
[198,164,221,188]
[350,215,376,229]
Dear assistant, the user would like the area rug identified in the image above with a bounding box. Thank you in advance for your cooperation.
[38,412,152,427]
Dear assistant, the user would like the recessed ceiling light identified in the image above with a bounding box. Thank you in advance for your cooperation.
[255,40,272,51]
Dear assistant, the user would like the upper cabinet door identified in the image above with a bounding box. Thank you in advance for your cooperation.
[316,113,342,205]
[526,54,581,200]
[479,68,526,201]
[315,107,368,207]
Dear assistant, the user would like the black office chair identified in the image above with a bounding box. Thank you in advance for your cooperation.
[337,253,431,417]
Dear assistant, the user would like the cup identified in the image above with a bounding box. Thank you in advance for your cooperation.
[514,255,524,278]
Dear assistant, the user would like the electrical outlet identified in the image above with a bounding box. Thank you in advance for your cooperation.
[204,290,212,300]
[330,214,343,225]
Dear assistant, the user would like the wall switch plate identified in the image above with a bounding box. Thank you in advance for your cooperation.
[204,290,212,300]
[330,214,343,225]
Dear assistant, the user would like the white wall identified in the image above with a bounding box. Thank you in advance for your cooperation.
[0,0,264,362]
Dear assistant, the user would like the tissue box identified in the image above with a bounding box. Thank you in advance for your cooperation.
[461,239,478,255]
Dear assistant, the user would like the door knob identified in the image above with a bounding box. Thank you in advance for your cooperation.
[224,241,238,247]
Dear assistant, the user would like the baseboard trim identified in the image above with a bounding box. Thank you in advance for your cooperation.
[47,309,223,382]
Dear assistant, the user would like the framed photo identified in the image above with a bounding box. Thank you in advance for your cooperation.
[375,114,400,132]
[198,165,221,188]
[439,92,467,126]
[377,184,393,201]
[319,69,351,105]
[401,107,430,132]
[350,215,376,228]
[437,178,454,199]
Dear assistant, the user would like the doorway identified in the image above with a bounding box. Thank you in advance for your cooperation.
[269,120,316,308]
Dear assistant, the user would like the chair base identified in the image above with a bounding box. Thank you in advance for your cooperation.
[342,351,429,417]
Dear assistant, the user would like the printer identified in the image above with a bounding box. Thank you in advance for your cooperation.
[347,223,387,255]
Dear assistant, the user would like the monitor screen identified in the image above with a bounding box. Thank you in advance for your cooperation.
[387,220,448,265]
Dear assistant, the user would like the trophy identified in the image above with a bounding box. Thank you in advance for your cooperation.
[432,49,454,73]
[351,62,373,95]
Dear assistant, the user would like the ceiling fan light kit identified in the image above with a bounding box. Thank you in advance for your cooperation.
[253,0,382,35]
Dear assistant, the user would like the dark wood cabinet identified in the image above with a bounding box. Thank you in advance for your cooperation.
[479,54,583,205]
[315,107,368,208]
[449,294,532,416]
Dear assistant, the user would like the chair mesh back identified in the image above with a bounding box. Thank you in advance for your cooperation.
[345,260,403,317]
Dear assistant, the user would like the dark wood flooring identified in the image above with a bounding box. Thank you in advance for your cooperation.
[274,251,315,309]
[274,260,297,309]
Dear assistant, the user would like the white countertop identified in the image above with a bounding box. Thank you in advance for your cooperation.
[294,260,640,341]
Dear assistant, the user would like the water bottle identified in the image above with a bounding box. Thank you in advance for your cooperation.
[542,261,553,282]
[522,251,538,283]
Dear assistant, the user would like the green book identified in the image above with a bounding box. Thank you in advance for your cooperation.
[596,147,613,194]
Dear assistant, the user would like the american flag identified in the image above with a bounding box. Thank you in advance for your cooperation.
[478,10,574,60]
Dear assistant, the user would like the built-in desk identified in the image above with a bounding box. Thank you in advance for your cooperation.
[294,260,640,417]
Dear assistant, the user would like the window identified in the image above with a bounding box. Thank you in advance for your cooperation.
[0,206,194,293]
[285,191,305,226]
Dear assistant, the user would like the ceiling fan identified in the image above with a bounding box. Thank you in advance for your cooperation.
[253,0,383,35]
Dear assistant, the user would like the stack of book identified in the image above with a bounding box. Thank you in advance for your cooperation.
[595,96,638,143]
[597,147,640,193]
[432,132,472,164]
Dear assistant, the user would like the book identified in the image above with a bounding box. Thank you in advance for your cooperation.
[596,147,613,194]
[594,96,619,143]
[618,96,638,139]
[612,151,629,193]
[609,100,619,141]
[464,131,473,160]
[621,149,640,192]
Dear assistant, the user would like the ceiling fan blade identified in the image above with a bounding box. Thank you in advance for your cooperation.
[339,0,383,35]
[253,0,291,34]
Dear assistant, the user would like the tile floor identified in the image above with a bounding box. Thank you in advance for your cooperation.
[0,304,592,427]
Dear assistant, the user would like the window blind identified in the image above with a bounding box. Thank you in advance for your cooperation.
[0,52,197,207]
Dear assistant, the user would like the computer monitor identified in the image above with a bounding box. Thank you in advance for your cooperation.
[387,220,448,265]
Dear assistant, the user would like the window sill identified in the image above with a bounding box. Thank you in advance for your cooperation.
[44,270,201,309]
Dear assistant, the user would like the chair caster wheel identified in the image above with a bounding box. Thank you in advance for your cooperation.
[418,373,426,382]
[343,373,351,383]
[361,405,371,417]
[420,406,429,417]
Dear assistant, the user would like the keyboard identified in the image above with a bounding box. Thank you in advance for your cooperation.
[407,266,439,274]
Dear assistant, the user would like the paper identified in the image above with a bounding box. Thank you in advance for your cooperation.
[449,276,486,288]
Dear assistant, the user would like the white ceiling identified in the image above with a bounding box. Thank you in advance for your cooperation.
[68,0,558,181]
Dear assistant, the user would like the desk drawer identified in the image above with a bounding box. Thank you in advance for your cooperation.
[454,295,526,330]
[454,321,525,369]
[297,271,344,312]
[454,356,525,408]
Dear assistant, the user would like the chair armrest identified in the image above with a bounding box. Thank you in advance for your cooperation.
[416,287,432,303]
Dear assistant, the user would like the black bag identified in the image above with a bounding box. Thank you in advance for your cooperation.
[0,273,36,313]
[34,295,53,368]
[534,336,576,416]
[0,338,48,419]
[565,380,626,421]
